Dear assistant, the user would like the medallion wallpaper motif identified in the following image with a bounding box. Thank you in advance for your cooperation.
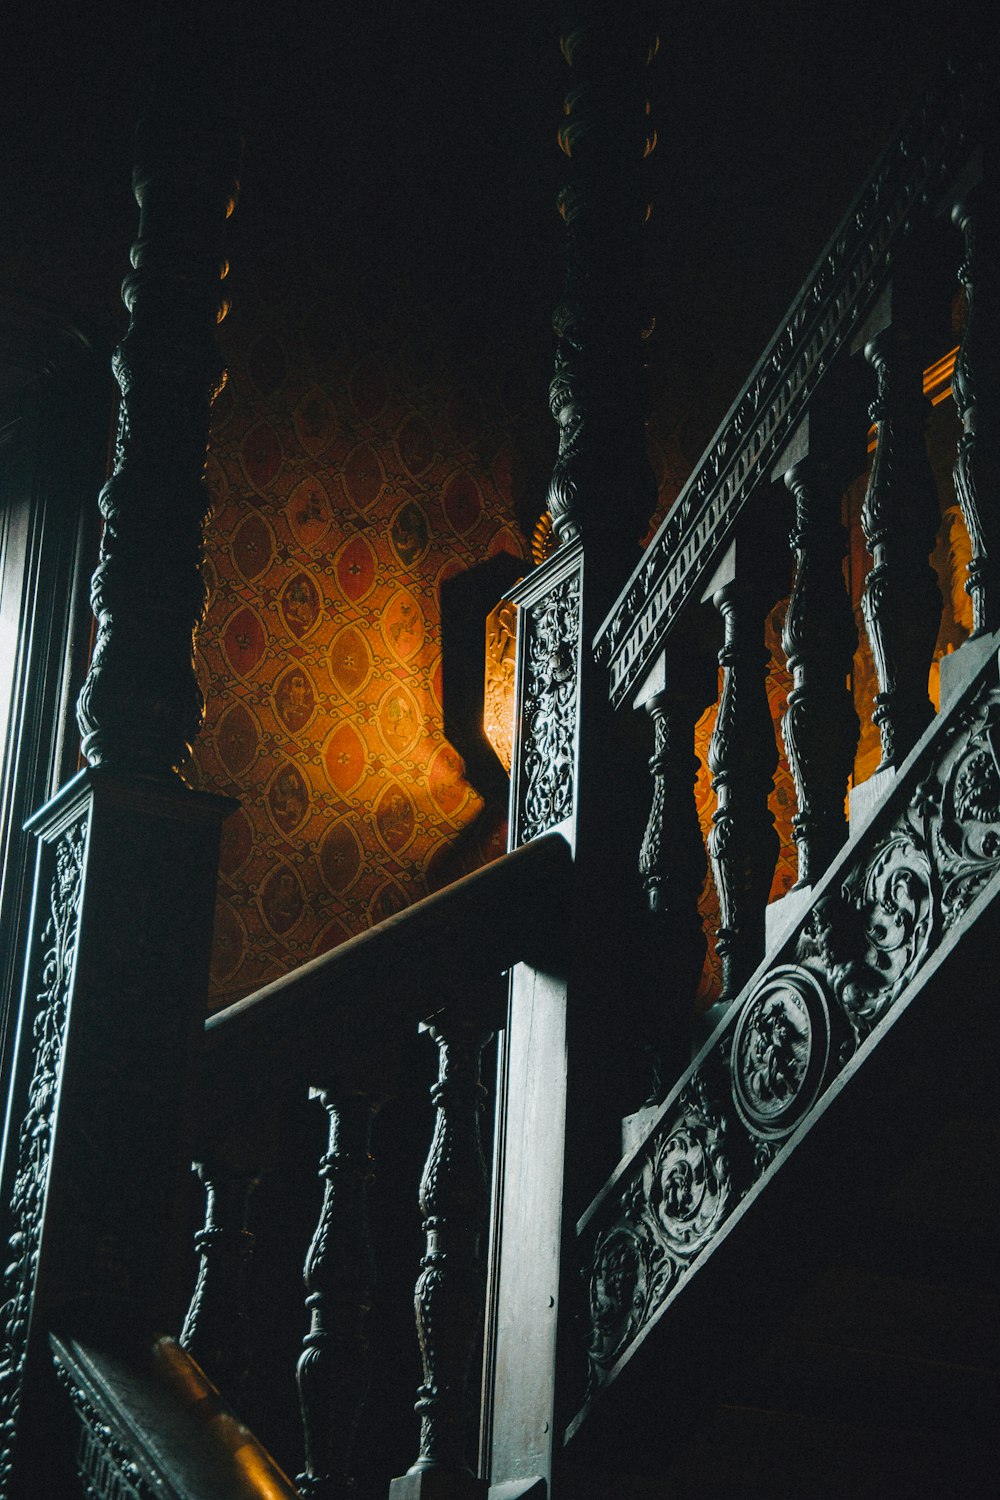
[188,276,527,1007]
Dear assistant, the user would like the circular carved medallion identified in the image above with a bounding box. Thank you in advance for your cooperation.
[731,965,832,1139]
[587,1226,650,1368]
[645,1121,730,1256]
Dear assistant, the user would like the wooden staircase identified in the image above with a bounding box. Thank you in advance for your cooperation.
[0,11,997,1500]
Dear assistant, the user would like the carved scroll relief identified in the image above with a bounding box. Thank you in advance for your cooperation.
[587,1072,732,1385]
[579,657,1000,1398]
[0,815,88,1489]
[516,567,582,844]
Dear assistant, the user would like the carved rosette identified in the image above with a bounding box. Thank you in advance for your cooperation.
[586,1072,732,1387]
[0,817,88,1487]
[517,570,582,843]
[731,966,834,1140]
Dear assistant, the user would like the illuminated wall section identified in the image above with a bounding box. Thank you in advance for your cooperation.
[189,277,535,1011]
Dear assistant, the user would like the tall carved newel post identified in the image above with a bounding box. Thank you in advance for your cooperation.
[0,16,238,1497]
[482,6,660,1495]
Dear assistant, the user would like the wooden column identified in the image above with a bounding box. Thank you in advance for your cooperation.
[0,15,238,1496]
[483,7,660,1495]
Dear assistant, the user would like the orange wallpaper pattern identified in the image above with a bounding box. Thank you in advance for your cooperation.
[190,282,534,1010]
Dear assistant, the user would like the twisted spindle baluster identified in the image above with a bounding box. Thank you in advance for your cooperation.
[296,1089,378,1500]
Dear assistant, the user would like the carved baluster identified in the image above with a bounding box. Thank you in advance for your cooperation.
[860,298,943,768]
[636,645,717,1093]
[180,1158,261,1410]
[952,181,1000,635]
[391,1016,491,1500]
[781,459,860,884]
[296,1089,378,1500]
[706,553,780,1001]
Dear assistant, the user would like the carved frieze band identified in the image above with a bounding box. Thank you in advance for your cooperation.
[0,815,88,1490]
[597,62,985,707]
[516,567,582,845]
[51,1350,155,1500]
[580,650,1000,1396]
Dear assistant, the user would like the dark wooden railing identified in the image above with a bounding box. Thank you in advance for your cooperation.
[0,12,994,1500]
[185,832,571,1500]
[535,48,998,1487]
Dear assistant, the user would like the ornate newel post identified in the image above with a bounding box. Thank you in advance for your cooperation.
[773,415,860,888]
[856,281,943,771]
[297,1089,380,1500]
[391,1017,492,1499]
[951,171,1000,636]
[483,6,660,1494]
[702,543,781,1002]
[0,19,238,1496]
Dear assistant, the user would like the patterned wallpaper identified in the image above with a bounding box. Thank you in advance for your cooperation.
[190,270,544,1010]
[187,249,965,1020]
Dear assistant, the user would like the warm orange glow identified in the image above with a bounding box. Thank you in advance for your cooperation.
[866,345,960,449]
[484,599,518,774]
[923,346,958,397]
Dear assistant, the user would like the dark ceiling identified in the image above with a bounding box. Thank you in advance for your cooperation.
[0,0,961,430]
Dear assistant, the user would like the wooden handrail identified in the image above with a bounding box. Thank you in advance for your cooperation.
[198,832,572,1134]
[50,1329,299,1500]
[595,58,987,709]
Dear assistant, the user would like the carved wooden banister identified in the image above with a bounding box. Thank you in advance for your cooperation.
[49,1330,299,1499]
[596,58,989,708]
[197,831,571,1135]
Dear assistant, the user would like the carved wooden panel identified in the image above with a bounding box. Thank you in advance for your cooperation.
[0,811,87,1490]
[597,61,988,708]
[513,562,583,846]
[575,638,1000,1412]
